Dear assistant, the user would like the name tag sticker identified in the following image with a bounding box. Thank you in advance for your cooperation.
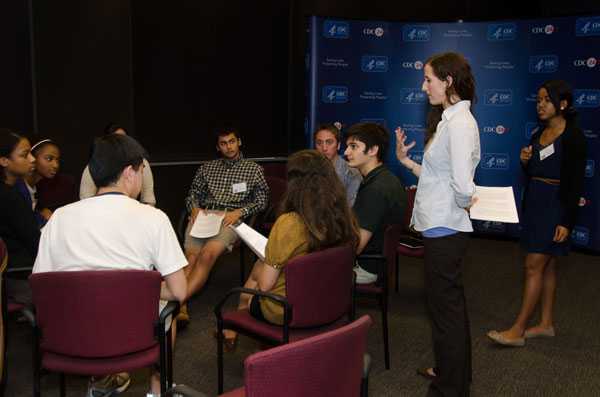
[232,182,247,194]
[539,144,555,161]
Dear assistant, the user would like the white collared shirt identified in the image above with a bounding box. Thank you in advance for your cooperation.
[411,100,480,232]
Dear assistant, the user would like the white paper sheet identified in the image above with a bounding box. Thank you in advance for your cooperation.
[469,186,519,223]
[189,211,225,238]
[230,222,268,261]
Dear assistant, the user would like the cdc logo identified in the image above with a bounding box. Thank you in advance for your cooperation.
[360,118,387,127]
[585,160,595,177]
[487,23,517,41]
[322,86,349,104]
[529,55,559,73]
[576,17,600,37]
[481,153,509,170]
[361,56,389,72]
[525,122,540,139]
[484,89,512,106]
[573,57,597,68]
[571,226,590,246]
[402,60,424,70]
[323,20,349,39]
[483,125,509,135]
[402,25,431,41]
[362,26,386,37]
[574,90,600,108]
[531,24,555,34]
[400,89,428,104]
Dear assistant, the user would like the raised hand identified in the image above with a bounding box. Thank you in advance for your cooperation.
[395,127,417,162]
[520,145,533,164]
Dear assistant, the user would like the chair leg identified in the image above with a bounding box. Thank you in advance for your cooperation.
[217,320,224,394]
[395,258,399,293]
[361,376,369,397]
[32,328,41,397]
[380,294,390,370]
[59,373,66,397]
[159,327,168,395]
[167,327,174,389]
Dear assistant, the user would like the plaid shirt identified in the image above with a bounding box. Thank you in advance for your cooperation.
[184,153,269,219]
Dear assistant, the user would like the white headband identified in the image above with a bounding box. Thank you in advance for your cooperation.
[30,139,53,152]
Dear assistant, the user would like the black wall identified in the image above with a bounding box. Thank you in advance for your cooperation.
[3,0,600,221]
[0,1,33,134]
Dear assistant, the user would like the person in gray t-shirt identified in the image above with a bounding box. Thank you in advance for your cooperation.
[314,123,362,206]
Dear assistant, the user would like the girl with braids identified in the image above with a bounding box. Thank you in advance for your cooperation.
[221,149,360,348]
[395,52,480,397]
[488,80,586,346]
[16,139,77,225]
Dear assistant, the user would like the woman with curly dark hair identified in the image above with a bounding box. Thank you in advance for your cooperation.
[222,149,360,347]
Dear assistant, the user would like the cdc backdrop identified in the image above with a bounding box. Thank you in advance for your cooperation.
[306,15,600,251]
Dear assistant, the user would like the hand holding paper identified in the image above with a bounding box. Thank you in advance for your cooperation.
[469,186,519,223]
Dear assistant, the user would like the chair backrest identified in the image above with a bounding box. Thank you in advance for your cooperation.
[384,224,405,263]
[403,186,417,228]
[244,315,372,397]
[30,270,161,358]
[285,245,354,328]
[263,176,287,219]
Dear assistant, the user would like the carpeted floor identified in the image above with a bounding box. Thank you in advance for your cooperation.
[5,236,600,396]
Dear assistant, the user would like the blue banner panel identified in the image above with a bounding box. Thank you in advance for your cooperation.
[306,15,600,251]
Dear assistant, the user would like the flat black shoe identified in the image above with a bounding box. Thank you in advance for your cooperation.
[416,367,436,380]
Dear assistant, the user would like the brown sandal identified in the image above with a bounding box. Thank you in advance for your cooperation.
[213,330,238,352]
[416,367,436,380]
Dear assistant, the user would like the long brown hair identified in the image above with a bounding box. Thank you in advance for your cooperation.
[425,52,476,143]
[279,150,359,251]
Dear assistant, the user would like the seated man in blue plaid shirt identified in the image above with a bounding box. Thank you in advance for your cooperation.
[181,127,269,320]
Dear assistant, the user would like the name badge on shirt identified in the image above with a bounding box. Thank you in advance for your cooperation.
[232,182,247,194]
[539,144,555,161]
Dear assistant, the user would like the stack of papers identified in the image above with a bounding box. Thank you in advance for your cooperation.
[190,212,225,238]
[230,222,268,261]
[469,186,519,224]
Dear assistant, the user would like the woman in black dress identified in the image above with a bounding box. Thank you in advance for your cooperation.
[488,80,587,346]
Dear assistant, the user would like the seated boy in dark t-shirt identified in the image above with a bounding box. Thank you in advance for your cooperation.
[343,122,407,284]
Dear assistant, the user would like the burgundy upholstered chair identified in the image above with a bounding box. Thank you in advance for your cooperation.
[220,315,372,397]
[354,223,405,370]
[28,270,179,397]
[215,245,355,394]
[256,176,287,236]
[394,187,424,292]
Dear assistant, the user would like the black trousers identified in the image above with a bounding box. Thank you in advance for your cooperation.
[424,232,471,397]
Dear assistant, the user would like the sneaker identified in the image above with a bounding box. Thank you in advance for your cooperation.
[87,372,131,397]
[353,263,378,284]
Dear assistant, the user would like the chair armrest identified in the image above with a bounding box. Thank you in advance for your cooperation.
[20,304,36,328]
[214,287,291,322]
[5,266,33,275]
[363,353,372,379]
[159,301,180,325]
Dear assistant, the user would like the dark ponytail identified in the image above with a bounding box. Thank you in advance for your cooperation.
[0,128,24,182]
